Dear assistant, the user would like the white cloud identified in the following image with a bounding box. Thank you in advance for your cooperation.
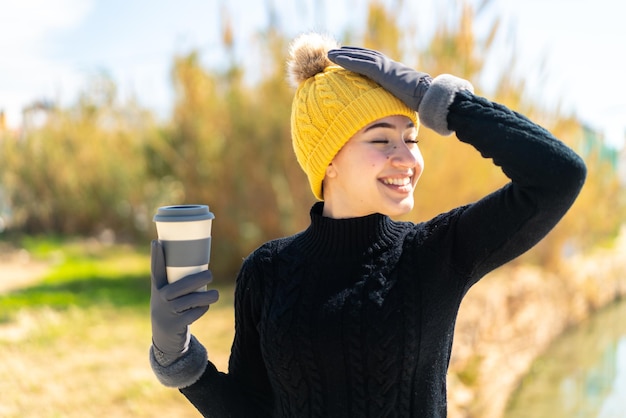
[0,0,93,127]
[0,0,92,47]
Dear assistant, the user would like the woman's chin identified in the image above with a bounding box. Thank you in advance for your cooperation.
[381,198,414,217]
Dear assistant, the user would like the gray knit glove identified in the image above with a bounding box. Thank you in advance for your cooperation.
[328,46,474,136]
[150,240,219,365]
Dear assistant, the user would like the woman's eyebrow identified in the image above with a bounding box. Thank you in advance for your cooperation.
[364,121,414,133]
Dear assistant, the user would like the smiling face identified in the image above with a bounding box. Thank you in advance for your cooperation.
[322,115,424,219]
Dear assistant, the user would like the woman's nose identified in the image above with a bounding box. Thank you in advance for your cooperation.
[390,143,419,168]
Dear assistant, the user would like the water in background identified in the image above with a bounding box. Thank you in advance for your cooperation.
[504,298,626,418]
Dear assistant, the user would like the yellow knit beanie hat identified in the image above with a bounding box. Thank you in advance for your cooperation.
[287,33,418,200]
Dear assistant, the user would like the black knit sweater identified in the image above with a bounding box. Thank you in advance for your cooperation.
[169,91,586,417]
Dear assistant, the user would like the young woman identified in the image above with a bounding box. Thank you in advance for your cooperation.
[148,33,586,417]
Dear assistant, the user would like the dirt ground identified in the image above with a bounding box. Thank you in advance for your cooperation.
[0,247,51,293]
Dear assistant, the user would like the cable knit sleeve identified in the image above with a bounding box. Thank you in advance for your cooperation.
[442,90,586,285]
[179,251,273,417]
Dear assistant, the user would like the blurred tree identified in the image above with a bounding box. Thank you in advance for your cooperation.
[146,26,313,276]
[364,1,402,57]
[0,0,622,277]
[0,73,155,240]
[532,119,626,267]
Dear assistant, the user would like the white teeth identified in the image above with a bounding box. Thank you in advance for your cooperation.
[382,177,411,186]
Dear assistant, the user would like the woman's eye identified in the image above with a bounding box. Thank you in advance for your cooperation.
[371,139,389,144]
[405,139,419,144]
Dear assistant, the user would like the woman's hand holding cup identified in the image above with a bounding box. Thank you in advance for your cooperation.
[150,204,219,365]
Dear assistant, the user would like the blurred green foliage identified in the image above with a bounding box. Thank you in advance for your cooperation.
[0,0,623,278]
[0,238,150,321]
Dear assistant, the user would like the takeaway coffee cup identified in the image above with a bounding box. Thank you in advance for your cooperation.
[153,205,215,289]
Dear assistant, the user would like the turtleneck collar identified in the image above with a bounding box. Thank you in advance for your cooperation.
[296,202,407,259]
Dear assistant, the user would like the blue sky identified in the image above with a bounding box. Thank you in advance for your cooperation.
[1,0,625,148]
